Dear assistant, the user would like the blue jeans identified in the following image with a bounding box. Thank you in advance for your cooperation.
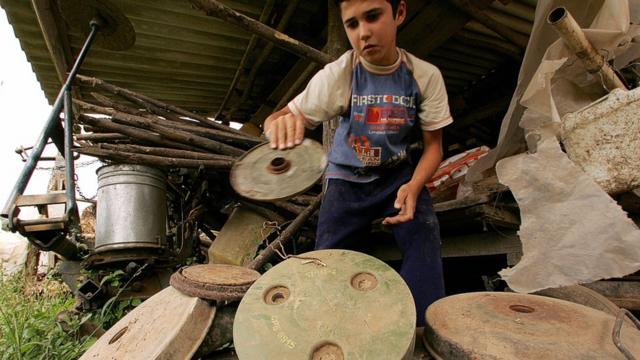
[315,164,445,327]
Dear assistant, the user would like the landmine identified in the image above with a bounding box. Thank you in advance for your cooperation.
[233,249,417,360]
[80,264,260,359]
[230,139,327,202]
[424,292,640,359]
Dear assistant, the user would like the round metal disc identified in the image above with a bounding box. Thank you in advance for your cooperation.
[424,292,640,359]
[233,250,416,359]
[170,264,261,301]
[80,286,215,360]
[58,0,136,51]
[230,139,327,202]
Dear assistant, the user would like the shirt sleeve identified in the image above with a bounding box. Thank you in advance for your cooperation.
[288,51,353,128]
[409,53,453,131]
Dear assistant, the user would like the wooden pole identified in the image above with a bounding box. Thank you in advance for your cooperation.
[75,101,245,156]
[76,147,234,169]
[226,0,301,119]
[248,195,322,270]
[76,75,257,138]
[215,0,276,119]
[85,96,260,146]
[97,143,234,161]
[75,133,128,142]
[189,0,335,66]
[447,0,529,48]
[77,114,204,152]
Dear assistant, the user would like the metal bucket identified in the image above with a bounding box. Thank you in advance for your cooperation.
[95,164,166,252]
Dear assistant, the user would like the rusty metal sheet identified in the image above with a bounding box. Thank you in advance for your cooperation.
[80,286,215,360]
[230,139,327,202]
[58,0,136,51]
[424,292,640,359]
[170,264,260,301]
[233,249,416,360]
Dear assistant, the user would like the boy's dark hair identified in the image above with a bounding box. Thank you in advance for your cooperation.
[335,0,401,16]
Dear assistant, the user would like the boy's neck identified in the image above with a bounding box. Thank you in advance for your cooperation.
[359,47,402,74]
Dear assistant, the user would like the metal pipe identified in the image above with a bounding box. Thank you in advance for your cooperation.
[2,21,100,229]
[547,7,626,91]
[63,90,78,222]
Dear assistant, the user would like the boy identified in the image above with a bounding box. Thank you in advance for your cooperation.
[264,0,452,326]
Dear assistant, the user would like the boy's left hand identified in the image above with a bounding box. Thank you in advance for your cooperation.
[382,182,423,225]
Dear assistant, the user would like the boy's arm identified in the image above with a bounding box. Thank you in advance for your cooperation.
[382,129,443,225]
[263,105,306,150]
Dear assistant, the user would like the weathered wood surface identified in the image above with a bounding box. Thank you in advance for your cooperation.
[189,0,334,66]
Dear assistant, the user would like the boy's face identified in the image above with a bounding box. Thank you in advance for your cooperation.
[340,0,406,66]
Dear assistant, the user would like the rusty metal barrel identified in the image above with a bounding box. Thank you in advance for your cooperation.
[95,164,166,252]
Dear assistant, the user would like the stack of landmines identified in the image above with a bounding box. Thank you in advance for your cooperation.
[72,74,315,217]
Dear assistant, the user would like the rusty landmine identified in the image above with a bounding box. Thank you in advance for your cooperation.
[170,264,260,301]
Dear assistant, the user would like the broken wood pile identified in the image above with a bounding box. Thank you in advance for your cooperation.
[72,75,321,265]
[72,75,261,169]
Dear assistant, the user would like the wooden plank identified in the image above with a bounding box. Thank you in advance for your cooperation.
[434,194,492,212]
[16,193,68,207]
[31,0,72,85]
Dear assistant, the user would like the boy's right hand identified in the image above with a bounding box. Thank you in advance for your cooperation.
[263,107,306,150]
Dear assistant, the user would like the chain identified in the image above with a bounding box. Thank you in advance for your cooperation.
[74,173,97,201]
[35,159,100,171]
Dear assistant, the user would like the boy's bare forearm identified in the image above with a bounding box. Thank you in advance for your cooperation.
[409,129,443,189]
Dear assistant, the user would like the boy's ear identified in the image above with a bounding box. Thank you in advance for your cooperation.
[394,0,407,25]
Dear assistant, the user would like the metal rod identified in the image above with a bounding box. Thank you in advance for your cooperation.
[2,22,100,228]
[547,7,626,91]
[63,90,78,222]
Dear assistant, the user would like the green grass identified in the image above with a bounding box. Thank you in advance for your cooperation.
[0,271,96,360]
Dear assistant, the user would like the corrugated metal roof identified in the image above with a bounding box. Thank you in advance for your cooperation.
[1,0,537,149]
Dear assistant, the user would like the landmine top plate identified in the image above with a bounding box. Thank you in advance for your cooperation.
[170,264,261,301]
[58,0,136,51]
[233,249,416,360]
[424,291,640,359]
[230,139,327,202]
[80,286,215,360]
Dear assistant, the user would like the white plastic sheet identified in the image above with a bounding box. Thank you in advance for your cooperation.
[492,0,640,292]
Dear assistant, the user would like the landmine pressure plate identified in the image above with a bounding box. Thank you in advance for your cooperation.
[424,292,640,359]
[233,249,417,360]
[230,139,327,202]
[79,287,215,360]
[170,264,261,302]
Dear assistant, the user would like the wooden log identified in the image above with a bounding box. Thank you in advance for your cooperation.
[216,0,276,118]
[248,195,322,270]
[97,143,233,161]
[75,133,128,142]
[447,0,529,48]
[86,96,260,146]
[225,0,301,119]
[75,146,234,169]
[75,101,245,156]
[189,0,334,66]
[75,75,256,138]
[77,114,203,152]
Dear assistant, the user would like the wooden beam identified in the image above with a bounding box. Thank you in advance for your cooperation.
[397,0,494,56]
[447,0,529,48]
[226,0,301,119]
[190,0,334,66]
[31,0,73,85]
[215,0,275,118]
